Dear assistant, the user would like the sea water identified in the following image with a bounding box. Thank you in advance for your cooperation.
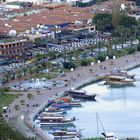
[67,67,140,139]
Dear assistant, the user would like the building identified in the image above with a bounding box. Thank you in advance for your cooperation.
[0,36,28,60]
[5,0,45,5]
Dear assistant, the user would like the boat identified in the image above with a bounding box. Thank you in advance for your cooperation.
[40,116,76,125]
[51,101,72,109]
[104,75,135,85]
[51,97,82,107]
[52,130,80,137]
[96,113,118,140]
[66,89,96,100]
[101,132,118,140]
[107,69,135,79]
[41,112,64,118]
[54,136,79,140]
[44,107,67,115]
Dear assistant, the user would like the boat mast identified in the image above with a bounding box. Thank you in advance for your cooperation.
[96,112,106,138]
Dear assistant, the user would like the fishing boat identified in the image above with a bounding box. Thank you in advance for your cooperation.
[104,75,135,85]
[66,89,96,100]
[40,116,76,125]
[107,69,135,79]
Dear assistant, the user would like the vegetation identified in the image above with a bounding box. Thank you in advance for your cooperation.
[0,94,35,140]
[63,62,76,70]
[0,94,20,113]
[93,13,113,31]
[0,117,35,140]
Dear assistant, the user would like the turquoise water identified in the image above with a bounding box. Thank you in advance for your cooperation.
[66,67,140,139]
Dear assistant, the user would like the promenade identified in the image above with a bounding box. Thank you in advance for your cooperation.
[4,52,140,140]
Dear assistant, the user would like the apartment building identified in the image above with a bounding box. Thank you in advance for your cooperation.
[0,36,28,60]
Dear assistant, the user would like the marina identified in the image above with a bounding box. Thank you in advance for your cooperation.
[34,67,140,139]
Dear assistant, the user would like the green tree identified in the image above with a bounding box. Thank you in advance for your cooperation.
[93,13,113,31]
[27,93,33,100]
[119,15,137,28]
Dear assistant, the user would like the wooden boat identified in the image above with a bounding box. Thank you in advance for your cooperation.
[40,116,76,125]
[66,89,96,100]
[105,75,135,85]
[107,69,135,79]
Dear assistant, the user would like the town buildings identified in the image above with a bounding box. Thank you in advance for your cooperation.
[0,35,28,60]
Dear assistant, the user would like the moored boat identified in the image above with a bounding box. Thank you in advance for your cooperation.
[107,69,135,79]
[52,130,80,137]
[51,101,72,109]
[44,107,67,115]
[101,132,118,140]
[104,75,135,85]
[40,116,76,125]
[66,89,96,100]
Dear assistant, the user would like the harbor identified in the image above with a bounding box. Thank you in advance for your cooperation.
[4,52,140,140]
[33,66,140,139]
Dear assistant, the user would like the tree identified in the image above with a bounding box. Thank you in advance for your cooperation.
[35,37,47,47]
[119,15,137,28]
[81,60,88,66]
[93,13,113,32]
[63,62,76,70]
[27,93,33,100]
[112,0,121,28]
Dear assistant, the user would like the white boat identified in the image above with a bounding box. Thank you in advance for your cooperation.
[41,116,76,125]
[54,135,79,139]
[41,112,64,117]
[52,130,80,137]
[54,136,79,140]
[44,108,66,115]
[105,75,135,85]
[96,113,118,140]
[107,69,135,79]
[101,132,118,140]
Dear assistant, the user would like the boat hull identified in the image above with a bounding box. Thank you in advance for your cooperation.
[67,91,96,100]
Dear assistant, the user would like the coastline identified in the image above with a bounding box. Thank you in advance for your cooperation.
[8,52,140,140]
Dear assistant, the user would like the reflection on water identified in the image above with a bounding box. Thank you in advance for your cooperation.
[67,67,140,138]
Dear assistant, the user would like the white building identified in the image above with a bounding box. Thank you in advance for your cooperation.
[5,0,45,5]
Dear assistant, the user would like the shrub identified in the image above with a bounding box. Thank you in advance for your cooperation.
[126,47,136,54]
[63,62,76,70]
[81,60,88,66]
[137,46,140,51]
[96,54,106,62]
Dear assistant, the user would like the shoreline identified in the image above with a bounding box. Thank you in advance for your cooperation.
[5,52,140,140]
